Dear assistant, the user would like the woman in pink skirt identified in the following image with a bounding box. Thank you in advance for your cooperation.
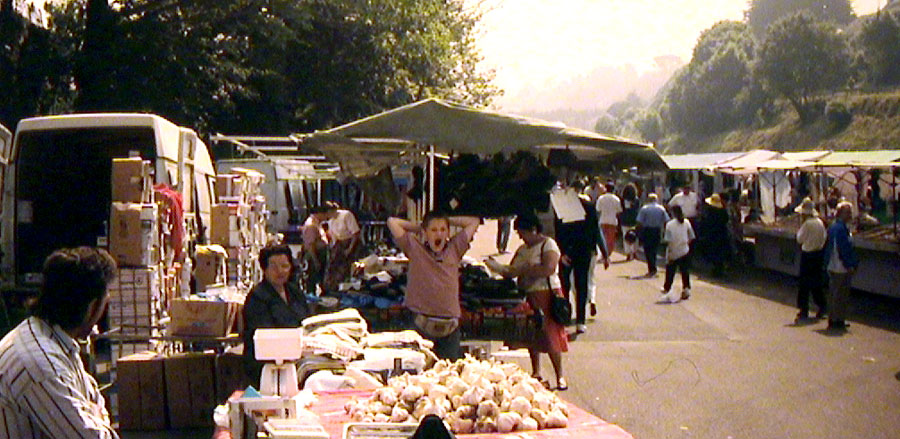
[487,213,569,390]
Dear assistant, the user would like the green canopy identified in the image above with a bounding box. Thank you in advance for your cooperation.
[299,98,666,177]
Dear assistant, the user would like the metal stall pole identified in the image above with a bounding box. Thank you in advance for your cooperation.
[428,145,435,212]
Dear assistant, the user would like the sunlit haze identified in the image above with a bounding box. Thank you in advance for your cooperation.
[468,0,886,112]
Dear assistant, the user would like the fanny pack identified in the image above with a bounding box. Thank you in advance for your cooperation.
[414,313,459,338]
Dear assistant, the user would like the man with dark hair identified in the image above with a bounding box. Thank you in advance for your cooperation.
[0,247,119,438]
[243,244,308,382]
[387,211,479,359]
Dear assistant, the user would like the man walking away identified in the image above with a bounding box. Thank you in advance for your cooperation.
[661,205,695,303]
[636,194,669,277]
[794,197,827,323]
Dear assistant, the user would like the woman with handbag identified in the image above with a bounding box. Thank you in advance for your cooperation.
[486,213,569,390]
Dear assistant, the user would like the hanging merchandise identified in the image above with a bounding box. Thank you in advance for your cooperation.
[437,151,556,217]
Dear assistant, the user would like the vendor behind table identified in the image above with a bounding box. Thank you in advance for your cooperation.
[386,212,480,360]
[243,244,310,384]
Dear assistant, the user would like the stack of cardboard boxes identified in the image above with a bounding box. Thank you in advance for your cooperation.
[117,351,249,430]
[107,157,166,358]
[210,168,268,290]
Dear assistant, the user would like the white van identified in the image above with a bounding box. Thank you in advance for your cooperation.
[0,114,216,289]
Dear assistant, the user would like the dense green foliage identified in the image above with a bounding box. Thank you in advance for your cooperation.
[856,10,900,86]
[0,0,498,133]
[746,0,854,37]
[755,13,851,124]
[660,21,760,135]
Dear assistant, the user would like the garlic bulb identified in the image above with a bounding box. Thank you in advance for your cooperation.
[400,384,425,403]
[497,411,522,433]
[520,416,539,431]
[390,406,410,423]
[428,384,450,401]
[476,400,500,419]
[509,396,532,418]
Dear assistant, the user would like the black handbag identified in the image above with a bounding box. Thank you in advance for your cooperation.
[549,293,572,325]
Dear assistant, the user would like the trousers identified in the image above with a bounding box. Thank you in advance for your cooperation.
[798,250,826,314]
[559,252,592,325]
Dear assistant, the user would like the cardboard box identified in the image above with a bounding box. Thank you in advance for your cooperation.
[112,157,151,203]
[194,245,227,292]
[117,352,167,430]
[215,174,246,202]
[210,203,250,247]
[110,203,158,267]
[215,352,250,402]
[165,353,217,428]
[169,298,239,337]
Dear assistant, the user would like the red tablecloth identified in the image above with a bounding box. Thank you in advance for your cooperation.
[309,390,632,439]
[214,389,632,439]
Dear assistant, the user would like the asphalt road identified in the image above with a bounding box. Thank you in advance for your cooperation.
[475,220,900,439]
[125,220,900,439]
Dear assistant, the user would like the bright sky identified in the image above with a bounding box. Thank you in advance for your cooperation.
[469,0,885,111]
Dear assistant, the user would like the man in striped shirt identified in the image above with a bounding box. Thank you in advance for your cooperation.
[0,247,119,439]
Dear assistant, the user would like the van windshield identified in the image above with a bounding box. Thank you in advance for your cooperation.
[14,127,156,283]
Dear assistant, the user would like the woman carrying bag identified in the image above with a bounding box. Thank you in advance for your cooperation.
[486,214,569,390]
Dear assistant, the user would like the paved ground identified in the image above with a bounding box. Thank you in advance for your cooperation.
[124,220,900,438]
[476,221,900,439]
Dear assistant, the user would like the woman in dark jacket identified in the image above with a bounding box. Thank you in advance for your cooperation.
[700,193,731,277]
[243,244,310,383]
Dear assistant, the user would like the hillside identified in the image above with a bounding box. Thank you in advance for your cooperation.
[659,89,900,154]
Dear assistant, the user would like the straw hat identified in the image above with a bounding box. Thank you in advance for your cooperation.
[705,193,724,209]
[794,197,818,216]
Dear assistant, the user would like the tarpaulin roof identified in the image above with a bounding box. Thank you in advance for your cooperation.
[299,98,667,176]
[662,152,744,170]
[782,151,832,162]
[813,150,900,166]
[710,149,783,173]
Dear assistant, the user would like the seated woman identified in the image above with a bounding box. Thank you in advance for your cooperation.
[242,244,310,384]
[486,213,569,390]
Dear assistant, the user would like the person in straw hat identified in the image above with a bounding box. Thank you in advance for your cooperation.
[794,197,827,323]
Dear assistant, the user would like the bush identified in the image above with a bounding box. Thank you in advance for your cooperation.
[825,101,852,132]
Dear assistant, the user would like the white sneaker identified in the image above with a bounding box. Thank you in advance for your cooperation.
[661,290,680,303]
[681,288,691,300]
[575,324,587,334]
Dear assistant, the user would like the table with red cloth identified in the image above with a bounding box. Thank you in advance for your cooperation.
[214,389,633,439]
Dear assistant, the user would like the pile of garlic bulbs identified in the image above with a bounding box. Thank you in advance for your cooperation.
[343,356,569,434]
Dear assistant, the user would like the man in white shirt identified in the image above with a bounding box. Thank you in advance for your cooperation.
[0,247,119,439]
[668,185,700,221]
[794,197,827,322]
[596,183,623,258]
[661,205,695,303]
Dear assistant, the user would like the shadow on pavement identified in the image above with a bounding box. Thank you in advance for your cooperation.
[692,261,900,335]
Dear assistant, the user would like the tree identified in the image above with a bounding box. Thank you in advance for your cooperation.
[855,11,900,86]
[593,113,620,136]
[0,2,71,128]
[747,0,855,38]
[755,13,851,124]
[660,21,760,135]
[11,0,498,135]
[631,109,663,144]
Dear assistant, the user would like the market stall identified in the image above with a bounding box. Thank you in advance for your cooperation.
[698,151,900,298]
[209,309,634,439]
